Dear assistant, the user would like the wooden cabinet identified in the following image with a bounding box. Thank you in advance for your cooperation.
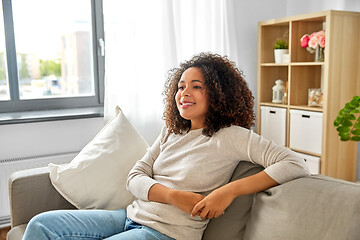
[257,10,360,181]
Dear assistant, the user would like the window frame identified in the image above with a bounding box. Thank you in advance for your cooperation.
[0,0,104,113]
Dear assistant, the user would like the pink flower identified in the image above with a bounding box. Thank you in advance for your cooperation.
[316,30,325,40]
[309,32,317,39]
[300,34,310,48]
[308,35,319,49]
[300,30,325,53]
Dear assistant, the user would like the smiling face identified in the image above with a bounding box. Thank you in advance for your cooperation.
[175,67,210,130]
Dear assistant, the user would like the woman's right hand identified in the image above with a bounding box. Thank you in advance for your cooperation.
[148,183,205,214]
[168,190,205,214]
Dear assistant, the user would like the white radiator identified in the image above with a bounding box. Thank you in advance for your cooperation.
[0,152,77,228]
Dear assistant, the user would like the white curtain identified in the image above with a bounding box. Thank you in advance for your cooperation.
[103,0,238,144]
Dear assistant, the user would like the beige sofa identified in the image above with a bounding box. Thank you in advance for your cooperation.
[7,161,360,240]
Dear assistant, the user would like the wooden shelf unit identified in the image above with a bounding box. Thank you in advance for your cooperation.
[257,10,360,181]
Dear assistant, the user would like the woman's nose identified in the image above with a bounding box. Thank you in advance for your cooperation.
[181,86,190,96]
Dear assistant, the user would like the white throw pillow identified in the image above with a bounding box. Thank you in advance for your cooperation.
[49,106,149,210]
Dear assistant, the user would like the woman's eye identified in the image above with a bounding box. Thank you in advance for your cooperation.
[178,86,184,90]
[194,86,201,89]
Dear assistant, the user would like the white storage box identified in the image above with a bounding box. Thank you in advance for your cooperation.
[295,152,320,174]
[260,106,287,146]
[289,110,323,154]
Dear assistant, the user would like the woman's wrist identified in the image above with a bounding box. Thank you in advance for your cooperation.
[148,183,175,204]
[220,182,238,200]
[225,171,279,198]
[166,188,178,205]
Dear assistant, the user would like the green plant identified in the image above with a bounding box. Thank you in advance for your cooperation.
[273,39,289,49]
[333,96,360,141]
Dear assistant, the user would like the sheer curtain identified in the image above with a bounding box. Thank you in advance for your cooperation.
[103,0,238,144]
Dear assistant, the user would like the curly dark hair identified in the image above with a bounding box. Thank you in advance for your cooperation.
[163,52,255,137]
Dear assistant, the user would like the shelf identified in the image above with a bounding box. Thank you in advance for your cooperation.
[258,10,360,181]
[259,102,288,108]
[291,62,324,66]
[261,62,324,66]
[291,19,325,62]
[261,63,289,67]
[290,65,322,106]
[289,105,323,112]
[259,67,288,103]
[260,23,289,63]
[259,103,323,112]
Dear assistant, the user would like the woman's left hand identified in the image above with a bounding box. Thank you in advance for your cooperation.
[190,184,235,220]
[191,171,279,220]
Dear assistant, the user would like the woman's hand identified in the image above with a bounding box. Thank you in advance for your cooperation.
[169,190,206,214]
[191,184,235,220]
[148,184,205,214]
[191,171,279,220]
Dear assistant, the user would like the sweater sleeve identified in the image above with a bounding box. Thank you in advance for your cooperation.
[226,127,310,184]
[126,127,165,200]
[250,130,310,183]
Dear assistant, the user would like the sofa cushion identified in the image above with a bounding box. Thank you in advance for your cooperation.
[202,161,264,240]
[244,175,360,240]
[48,106,149,210]
[7,224,26,240]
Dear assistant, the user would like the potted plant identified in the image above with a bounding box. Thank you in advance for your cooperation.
[273,39,289,64]
[333,96,360,141]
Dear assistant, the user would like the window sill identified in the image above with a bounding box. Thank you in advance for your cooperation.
[0,107,104,125]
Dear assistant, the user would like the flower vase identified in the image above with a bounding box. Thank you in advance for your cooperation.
[315,46,324,62]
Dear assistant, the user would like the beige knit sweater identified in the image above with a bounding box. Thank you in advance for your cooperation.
[126,126,310,240]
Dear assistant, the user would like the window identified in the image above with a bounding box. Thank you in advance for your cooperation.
[0,0,104,113]
[0,2,9,100]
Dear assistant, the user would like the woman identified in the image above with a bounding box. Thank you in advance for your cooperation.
[23,53,310,240]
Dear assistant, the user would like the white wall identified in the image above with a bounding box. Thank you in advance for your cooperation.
[232,0,287,124]
[286,0,360,16]
[0,118,104,161]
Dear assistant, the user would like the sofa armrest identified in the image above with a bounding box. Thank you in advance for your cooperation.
[244,174,360,240]
[8,166,76,228]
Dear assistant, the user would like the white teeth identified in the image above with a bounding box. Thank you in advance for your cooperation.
[182,103,195,106]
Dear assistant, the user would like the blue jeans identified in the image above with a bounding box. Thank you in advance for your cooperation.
[22,209,175,240]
